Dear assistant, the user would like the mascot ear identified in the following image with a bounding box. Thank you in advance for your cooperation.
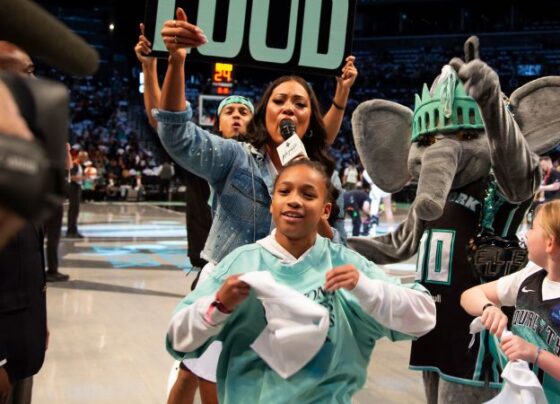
[510,77,560,155]
[352,99,412,193]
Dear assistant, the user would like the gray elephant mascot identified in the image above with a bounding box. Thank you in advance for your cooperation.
[349,37,560,403]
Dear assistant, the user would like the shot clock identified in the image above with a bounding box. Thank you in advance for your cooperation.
[212,62,234,95]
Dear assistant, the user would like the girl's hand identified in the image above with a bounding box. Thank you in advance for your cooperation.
[216,275,250,312]
[161,7,207,58]
[481,305,508,337]
[325,264,360,292]
[500,334,539,363]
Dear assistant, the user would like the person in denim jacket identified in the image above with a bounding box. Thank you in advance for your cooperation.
[156,9,338,266]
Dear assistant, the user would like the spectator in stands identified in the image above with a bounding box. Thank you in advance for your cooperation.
[105,174,120,201]
[158,160,174,201]
[330,169,347,245]
[344,185,371,237]
[81,161,98,202]
[362,170,394,236]
[66,150,89,238]
[118,167,136,201]
[343,161,360,190]
[536,155,560,203]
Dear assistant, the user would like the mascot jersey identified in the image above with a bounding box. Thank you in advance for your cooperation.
[409,176,532,387]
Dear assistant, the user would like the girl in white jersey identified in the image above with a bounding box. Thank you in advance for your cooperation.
[461,200,560,403]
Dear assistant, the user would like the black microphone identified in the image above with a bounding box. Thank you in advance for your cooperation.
[0,0,99,76]
[277,119,308,166]
[280,119,296,140]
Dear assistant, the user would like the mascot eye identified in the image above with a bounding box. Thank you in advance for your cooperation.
[418,135,436,147]
[457,131,480,141]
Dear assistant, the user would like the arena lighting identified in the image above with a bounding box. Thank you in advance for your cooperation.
[139,72,145,94]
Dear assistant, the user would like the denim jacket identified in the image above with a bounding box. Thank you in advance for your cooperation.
[154,109,275,264]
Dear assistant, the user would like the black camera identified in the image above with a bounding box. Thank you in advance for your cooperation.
[0,72,68,222]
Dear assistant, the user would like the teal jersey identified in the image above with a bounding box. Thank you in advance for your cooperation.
[511,269,560,403]
[167,236,428,404]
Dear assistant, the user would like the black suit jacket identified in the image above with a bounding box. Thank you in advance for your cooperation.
[0,223,46,383]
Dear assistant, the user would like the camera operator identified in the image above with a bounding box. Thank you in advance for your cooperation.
[0,41,48,404]
[0,0,99,401]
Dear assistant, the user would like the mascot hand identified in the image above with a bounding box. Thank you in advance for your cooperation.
[455,59,500,106]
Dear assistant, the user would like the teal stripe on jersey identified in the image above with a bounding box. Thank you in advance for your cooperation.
[473,330,487,380]
[501,207,518,237]
[409,366,503,389]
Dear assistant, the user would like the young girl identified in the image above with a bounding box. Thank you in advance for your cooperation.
[461,199,560,403]
[167,160,436,403]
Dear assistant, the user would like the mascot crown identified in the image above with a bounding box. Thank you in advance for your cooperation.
[411,65,485,142]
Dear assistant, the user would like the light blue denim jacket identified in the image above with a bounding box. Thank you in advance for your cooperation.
[154,109,275,264]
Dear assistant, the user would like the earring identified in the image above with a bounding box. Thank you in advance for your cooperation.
[304,129,313,139]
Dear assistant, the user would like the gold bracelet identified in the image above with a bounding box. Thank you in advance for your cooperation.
[332,99,345,110]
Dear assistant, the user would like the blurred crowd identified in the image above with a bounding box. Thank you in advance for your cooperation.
[32,36,560,203]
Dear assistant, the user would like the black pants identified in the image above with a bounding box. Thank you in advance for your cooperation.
[159,179,171,201]
[45,204,63,274]
[67,183,81,234]
[346,209,362,237]
[176,168,211,269]
[6,376,33,404]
